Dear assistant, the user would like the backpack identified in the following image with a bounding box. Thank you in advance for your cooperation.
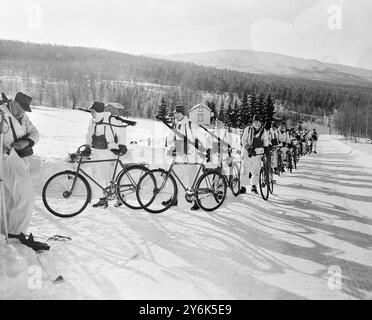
[174,120,198,154]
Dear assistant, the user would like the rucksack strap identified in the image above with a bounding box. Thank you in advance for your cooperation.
[109,115,118,144]
[8,118,19,143]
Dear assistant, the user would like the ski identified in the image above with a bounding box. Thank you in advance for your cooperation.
[36,252,65,284]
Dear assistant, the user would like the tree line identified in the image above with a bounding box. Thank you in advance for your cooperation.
[1,39,372,138]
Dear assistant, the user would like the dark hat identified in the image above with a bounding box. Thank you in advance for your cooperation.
[89,101,105,113]
[14,92,32,112]
[252,114,262,122]
[175,105,186,115]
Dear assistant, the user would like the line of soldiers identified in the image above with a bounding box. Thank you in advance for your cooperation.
[240,116,318,194]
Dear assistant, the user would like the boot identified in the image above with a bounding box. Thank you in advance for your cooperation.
[190,202,200,211]
[114,200,123,208]
[93,197,108,208]
[281,167,286,173]
[13,233,50,252]
[27,233,50,252]
[274,168,278,175]
[240,186,247,194]
[162,198,178,207]
[251,185,258,194]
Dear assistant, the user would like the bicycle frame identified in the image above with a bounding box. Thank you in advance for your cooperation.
[67,154,142,196]
[159,157,206,194]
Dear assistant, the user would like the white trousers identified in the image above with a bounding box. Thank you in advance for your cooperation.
[1,150,34,235]
[312,141,318,152]
[271,149,278,169]
[241,149,262,187]
[85,148,115,200]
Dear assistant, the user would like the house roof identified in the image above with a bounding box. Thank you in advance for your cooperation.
[189,103,211,113]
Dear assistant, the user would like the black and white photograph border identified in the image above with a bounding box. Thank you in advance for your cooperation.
[1,0,372,302]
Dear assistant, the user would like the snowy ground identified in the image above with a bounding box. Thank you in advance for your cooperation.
[1,108,372,300]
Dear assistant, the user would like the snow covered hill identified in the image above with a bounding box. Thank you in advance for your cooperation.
[146,49,372,86]
[1,108,372,300]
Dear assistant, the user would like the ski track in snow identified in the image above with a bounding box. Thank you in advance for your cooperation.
[4,108,372,299]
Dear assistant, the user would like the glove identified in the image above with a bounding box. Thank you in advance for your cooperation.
[111,148,120,155]
[248,148,256,158]
[206,148,212,163]
[167,148,176,157]
[111,144,128,156]
[81,146,91,157]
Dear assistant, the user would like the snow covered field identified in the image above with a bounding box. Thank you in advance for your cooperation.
[1,108,372,300]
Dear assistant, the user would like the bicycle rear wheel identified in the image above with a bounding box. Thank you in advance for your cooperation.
[229,163,241,197]
[42,171,91,218]
[277,153,282,177]
[259,167,269,201]
[136,169,178,214]
[116,165,149,210]
[195,170,227,211]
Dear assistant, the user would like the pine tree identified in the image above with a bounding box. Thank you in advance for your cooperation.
[257,94,266,116]
[226,102,234,131]
[248,94,256,124]
[234,100,243,129]
[157,97,168,122]
[252,94,264,118]
[218,104,225,123]
[264,94,275,124]
[241,92,250,126]
[209,101,217,124]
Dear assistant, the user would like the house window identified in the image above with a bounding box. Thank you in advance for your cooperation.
[198,114,204,122]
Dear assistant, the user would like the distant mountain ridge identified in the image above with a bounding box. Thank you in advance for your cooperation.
[145,49,372,86]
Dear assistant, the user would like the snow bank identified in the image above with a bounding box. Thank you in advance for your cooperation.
[322,135,372,170]
[0,235,38,299]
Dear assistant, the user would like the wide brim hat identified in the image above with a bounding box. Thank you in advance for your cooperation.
[174,105,186,115]
[89,101,105,113]
[14,92,32,112]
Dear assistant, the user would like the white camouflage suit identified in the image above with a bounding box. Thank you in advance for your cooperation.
[240,126,269,188]
[277,128,290,162]
[0,104,39,235]
[166,116,208,190]
[268,128,279,169]
[85,111,120,199]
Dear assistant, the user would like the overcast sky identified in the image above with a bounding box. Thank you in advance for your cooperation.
[1,0,372,69]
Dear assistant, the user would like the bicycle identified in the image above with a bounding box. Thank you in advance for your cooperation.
[42,144,149,218]
[215,147,241,197]
[258,148,275,201]
[136,152,227,214]
[276,146,284,176]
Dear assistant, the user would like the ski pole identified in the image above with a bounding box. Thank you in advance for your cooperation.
[0,110,9,241]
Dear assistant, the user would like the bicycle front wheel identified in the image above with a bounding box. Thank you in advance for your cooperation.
[269,167,274,195]
[42,171,91,218]
[116,165,149,210]
[136,169,178,214]
[259,167,269,201]
[293,149,297,169]
[195,170,227,211]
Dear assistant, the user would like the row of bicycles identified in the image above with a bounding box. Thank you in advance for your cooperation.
[42,144,241,218]
[42,137,308,218]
